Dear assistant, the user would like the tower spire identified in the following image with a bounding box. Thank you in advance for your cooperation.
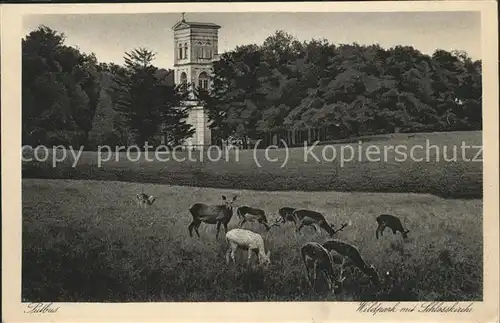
[181,12,186,22]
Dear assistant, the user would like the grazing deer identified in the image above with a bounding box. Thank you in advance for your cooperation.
[301,242,346,293]
[188,195,237,239]
[276,207,297,224]
[322,239,388,288]
[292,209,350,237]
[376,214,410,240]
[136,193,156,208]
[236,206,279,231]
[225,228,271,267]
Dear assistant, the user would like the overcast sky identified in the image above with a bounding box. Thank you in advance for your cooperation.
[22,11,481,68]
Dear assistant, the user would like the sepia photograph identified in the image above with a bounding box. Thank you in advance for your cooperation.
[2,1,499,322]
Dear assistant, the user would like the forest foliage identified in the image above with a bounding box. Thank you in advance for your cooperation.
[22,26,192,149]
[22,26,482,149]
[199,30,482,146]
[22,26,102,148]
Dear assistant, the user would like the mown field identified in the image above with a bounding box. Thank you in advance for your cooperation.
[22,131,483,199]
[22,131,483,301]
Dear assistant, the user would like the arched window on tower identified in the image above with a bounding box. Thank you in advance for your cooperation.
[180,72,188,89]
[183,43,188,59]
[196,41,203,59]
[178,43,183,60]
[198,72,209,90]
[205,42,212,59]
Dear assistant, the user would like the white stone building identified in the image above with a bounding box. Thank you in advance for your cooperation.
[171,16,221,149]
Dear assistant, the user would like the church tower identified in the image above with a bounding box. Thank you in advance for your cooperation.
[171,14,221,148]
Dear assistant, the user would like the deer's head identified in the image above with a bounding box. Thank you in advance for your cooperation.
[333,275,347,294]
[366,264,382,288]
[259,250,271,267]
[222,195,237,209]
[327,221,349,237]
[325,273,346,294]
[147,195,156,205]
[266,221,281,231]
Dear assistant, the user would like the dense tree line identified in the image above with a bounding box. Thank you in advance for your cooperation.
[22,26,101,147]
[22,26,193,149]
[198,30,482,147]
[23,26,482,150]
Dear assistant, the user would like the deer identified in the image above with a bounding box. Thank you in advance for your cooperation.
[275,206,297,224]
[292,209,350,237]
[188,195,237,239]
[301,242,347,294]
[136,192,156,208]
[376,214,410,240]
[236,206,279,231]
[322,239,390,289]
[225,228,271,267]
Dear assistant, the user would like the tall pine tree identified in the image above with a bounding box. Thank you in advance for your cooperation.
[110,47,194,148]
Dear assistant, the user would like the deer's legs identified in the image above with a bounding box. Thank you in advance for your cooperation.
[188,221,197,237]
[237,213,245,226]
[247,248,253,266]
[333,258,347,296]
[302,253,313,287]
[223,222,229,234]
[188,222,193,237]
[216,221,222,238]
[225,247,232,265]
[303,267,311,286]
[312,260,318,288]
[194,221,202,237]
[376,224,385,239]
[253,249,260,265]
[313,223,321,235]
[323,270,333,292]
[230,244,237,264]
[338,257,346,281]
[296,220,306,235]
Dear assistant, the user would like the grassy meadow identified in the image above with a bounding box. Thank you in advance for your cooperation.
[21,131,484,301]
[23,131,483,199]
[22,179,483,301]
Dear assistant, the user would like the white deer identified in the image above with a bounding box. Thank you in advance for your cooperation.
[225,228,271,267]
